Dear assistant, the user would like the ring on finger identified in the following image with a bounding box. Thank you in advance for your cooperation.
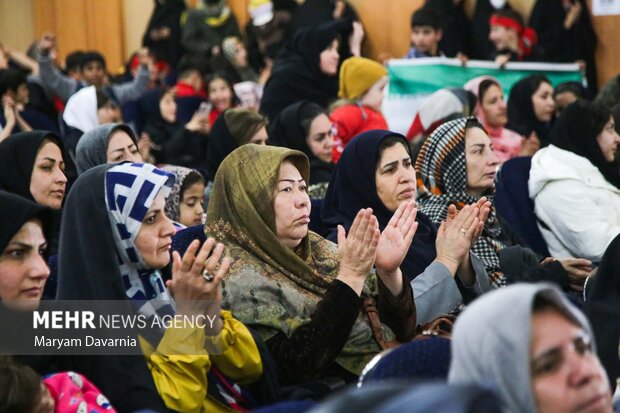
[459,228,467,234]
[202,269,214,282]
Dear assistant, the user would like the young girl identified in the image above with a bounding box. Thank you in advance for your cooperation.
[161,165,206,228]
[206,74,235,127]
[329,56,388,162]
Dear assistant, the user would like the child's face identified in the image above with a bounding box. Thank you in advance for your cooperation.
[179,181,205,227]
[489,25,517,51]
[208,78,233,112]
[360,76,388,112]
[411,26,441,54]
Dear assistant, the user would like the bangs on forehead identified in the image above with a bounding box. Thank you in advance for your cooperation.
[281,154,310,183]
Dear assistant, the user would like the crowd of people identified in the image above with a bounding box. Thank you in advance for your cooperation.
[1,0,620,412]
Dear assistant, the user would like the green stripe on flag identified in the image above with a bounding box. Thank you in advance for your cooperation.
[388,59,584,97]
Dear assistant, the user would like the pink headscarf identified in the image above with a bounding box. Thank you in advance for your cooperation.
[464,76,523,162]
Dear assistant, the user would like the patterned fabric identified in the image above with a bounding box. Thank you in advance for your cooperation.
[416,117,506,288]
[205,144,391,375]
[104,162,176,323]
[160,165,197,223]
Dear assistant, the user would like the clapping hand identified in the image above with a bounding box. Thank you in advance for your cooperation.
[337,208,380,295]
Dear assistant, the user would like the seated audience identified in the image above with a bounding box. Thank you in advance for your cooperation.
[449,283,613,413]
[76,123,142,175]
[206,107,268,180]
[0,131,66,210]
[205,144,418,384]
[464,76,538,162]
[270,101,334,195]
[330,56,388,162]
[529,100,620,262]
[260,18,361,121]
[416,117,591,290]
[507,74,555,147]
[58,162,264,411]
[321,130,492,323]
[161,165,206,228]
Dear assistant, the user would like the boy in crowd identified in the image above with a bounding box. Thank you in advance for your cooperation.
[404,8,444,59]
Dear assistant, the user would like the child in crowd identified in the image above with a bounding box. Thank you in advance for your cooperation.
[206,74,235,127]
[404,8,444,59]
[488,9,542,65]
[161,165,206,228]
[329,56,388,162]
[0,356,116,413]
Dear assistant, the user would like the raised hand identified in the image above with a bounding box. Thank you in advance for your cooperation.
[336,208,380,295]
[435,205,479,274]
[375,200,418,275]
[167,238,232,317]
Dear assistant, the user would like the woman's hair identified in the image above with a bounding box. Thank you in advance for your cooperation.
[299,102,327,139]
[465,117,486,134]
[0,356,42,413]
[376,134,411,169]
[206,73,233,92]
[478,78,501,104]
[180,171,205,201]
[529,74,552,96]
[224,108,268,145]
[95,90,117,110]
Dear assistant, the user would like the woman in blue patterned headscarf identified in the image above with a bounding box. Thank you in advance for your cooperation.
[58,162,265,412]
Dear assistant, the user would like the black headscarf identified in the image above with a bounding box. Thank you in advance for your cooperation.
[269,101,334,185]
[0,190,53,259]
[424,0,472,58]
[0,131,64,202]
[584,233,620,390]
[289,0,357,34]
[206,109,239,180]
[612,103,620,135]
[507,75,553,146]
[321,130,438,281]
[56,163,166,411]
[259,18,352,121]
[550,100,620,188]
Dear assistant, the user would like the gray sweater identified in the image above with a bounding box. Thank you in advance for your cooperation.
[38,54,150,104]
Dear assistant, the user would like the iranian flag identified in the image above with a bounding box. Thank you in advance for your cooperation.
[383,58,584,135]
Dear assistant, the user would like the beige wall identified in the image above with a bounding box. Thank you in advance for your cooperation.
[124,0,155,59]
[0,0,35,53]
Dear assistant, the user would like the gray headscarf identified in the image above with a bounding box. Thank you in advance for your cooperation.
[160,165,199,223]
[448,283,594,413]
[76,123,137,175]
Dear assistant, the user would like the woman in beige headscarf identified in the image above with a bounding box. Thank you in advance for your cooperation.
[205,144,418,385]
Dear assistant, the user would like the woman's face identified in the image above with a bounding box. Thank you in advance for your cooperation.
[0,219,49,311]
[208,78,233,112]
[178,181,205,227]
[234,41,248,67]
[481,84,508,127]
[361,76,388,112]
[375,142,416,213]
[306,114,334,163]
[319,39,340,76]
[160,91,177,124]
[465,127,500,196]
[532,82,555,123]
[30,140,67,210]
[106,130,142,164]
[248,126,268,145]
[134,191,176,269]
[597,116,620,162]
[273,161,311,249]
